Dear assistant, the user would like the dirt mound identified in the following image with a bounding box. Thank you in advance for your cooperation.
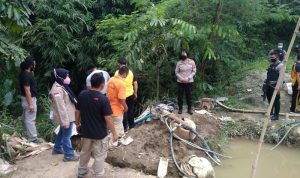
[233,69,291,113]
[106,112,220,177]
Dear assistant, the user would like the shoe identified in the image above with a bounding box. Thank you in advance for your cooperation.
[124,127,129,134]
[52,150,64,155]
[112,141,122,148]
[77,173,87,178]
[187,109,193,115]
[63,155,79,162]
[178,109,182,114]
[32,138,44,144]
[271,115,279,121]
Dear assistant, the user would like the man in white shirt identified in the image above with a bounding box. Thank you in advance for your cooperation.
[86,65,110,95]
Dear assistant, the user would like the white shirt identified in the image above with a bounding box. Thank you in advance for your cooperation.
[86,70,110,94]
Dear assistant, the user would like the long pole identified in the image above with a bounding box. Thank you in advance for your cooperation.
[250,17,300,178]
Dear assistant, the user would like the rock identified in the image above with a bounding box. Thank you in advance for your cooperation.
[188,156,215,178]
[291,126,300,138]
[216,97,228,102]
[0,158,16,175]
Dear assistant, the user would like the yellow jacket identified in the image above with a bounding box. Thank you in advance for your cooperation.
[114,69,135,97]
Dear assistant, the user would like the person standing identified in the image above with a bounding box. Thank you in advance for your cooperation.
[107,66,129,141]
[19,56,41,143]
[50,68,79,161]
[115,57,138,131]
[264,51,283,120]
[290,54,300,113]
[86,64,110,95]
[76,73,117,178]
[175,50,196,115]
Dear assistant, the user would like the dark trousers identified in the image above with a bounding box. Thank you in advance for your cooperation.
[266,84,280,116]
[290,85,299,112]
[177,82,193,110]
[123,94,135,129]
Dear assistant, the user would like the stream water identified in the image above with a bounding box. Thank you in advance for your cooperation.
[214,139,300,178]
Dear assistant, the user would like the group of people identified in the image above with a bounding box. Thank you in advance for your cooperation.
[19,50,196,177]
[264,45,300,121]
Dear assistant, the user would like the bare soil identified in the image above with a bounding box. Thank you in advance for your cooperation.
[106,112,220,177]
[5,150,155,178]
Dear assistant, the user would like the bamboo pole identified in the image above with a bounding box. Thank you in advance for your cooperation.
[250,17,300,178]
[216,100,300,118]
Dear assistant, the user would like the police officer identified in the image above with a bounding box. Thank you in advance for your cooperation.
[265,51,283,120]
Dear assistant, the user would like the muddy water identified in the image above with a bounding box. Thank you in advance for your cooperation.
[214,139,300,178]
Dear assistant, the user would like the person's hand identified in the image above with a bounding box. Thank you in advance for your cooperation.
[63,124,70,129]
[180,78,187,83]
[124,106,128,113]
[297,85,300,90]
[112,134,118,142]
[134,93,138,100]
[76,124,81,133]
[28,104,35,112]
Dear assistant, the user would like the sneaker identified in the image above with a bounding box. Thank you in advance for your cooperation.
[124,127,129,134]
[187,109,193,115]
[77,173,87,178]
[178,109,182,114]
[112,141,122,148]
[32,138,44,144]
[271,115,279,121]
[63,155,79,162]
[52,150,64,155]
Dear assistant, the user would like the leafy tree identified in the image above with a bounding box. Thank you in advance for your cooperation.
[0,0,31,64]
[0,0,31,108]
[23,0,100,92]
[97,0,197,100]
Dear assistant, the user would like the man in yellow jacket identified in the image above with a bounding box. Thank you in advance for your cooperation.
[115,57,138,132]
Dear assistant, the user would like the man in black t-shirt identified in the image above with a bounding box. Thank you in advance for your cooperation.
[290,54,300,113]
[19,56,40,143]
[76,73,117,178]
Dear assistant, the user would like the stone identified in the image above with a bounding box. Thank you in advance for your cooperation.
[0,158,16,175]
[188,156,215,178]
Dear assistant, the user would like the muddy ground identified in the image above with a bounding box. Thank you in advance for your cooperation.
[106,112,219,177]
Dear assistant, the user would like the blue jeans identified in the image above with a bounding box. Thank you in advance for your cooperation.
[53,122,75,158]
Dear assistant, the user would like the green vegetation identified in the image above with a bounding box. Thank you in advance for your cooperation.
[210,120,262,152]
[0,0,300,160]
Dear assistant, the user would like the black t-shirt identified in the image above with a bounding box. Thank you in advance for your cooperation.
[77,90,112,139]
[19,71,37,97]
[295,63,300,73]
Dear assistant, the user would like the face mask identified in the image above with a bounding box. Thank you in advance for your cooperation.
[63,76,71,85]
[270,58,276,63]
[181,54,187,60]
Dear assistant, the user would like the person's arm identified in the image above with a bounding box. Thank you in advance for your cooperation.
[86,74,92,89]
[133,81,138,98]
[119,83,128,112]
[296,73,300,90]
[75,110,80,127]
[133,74,138,99]
[105,115,118,141]
[188,60,197,80]
[24,86,34,112]
[121,99,128,112]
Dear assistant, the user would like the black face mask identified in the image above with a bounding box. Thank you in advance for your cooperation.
[181,55,187,60]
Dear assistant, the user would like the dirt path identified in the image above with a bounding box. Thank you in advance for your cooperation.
[6,150,155,178]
